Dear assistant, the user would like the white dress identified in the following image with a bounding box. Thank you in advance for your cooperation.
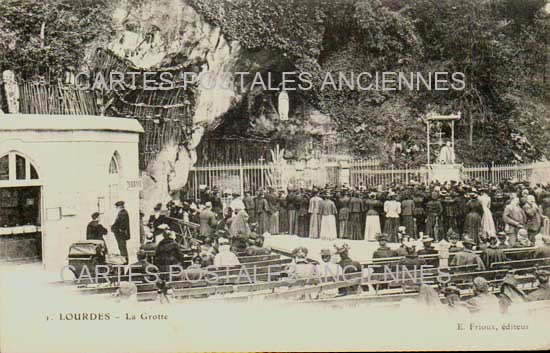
[320,199,338,241]
[479,194,496,239]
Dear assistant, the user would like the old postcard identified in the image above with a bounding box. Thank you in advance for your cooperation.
[1,0,550,352]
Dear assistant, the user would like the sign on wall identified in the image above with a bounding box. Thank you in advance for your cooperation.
[126,178,142,191]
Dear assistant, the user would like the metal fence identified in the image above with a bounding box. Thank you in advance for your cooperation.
[183,161,275,200]
[182,160,547,199]
[349,161,428,187]
[462,163,534,183]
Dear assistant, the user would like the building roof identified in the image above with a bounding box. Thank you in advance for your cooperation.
[0,114,144,133]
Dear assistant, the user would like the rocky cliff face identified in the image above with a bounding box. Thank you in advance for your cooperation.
[99,0,288,211]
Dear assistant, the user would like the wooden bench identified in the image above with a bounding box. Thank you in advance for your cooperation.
[490,257,550,270]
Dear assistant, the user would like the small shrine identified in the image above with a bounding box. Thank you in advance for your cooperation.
[426,112,462,182]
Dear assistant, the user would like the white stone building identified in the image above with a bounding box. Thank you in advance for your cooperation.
[0,115,143,270]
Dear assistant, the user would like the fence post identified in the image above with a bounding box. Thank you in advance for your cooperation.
[405,164,409,184]
[491,161,495,184]
[259,157,265,190]
[239,158,244,196]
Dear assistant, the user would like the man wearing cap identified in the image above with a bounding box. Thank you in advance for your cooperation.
[523,194,542,243]
[397,241,426,270]
[86,212,108,241]
[481,235,508,269]
[199,201,218,239]
[463,277,500,314]
[417,235,438,255]
[373,234,398,259]
[526,270,550,301]
[111,201,130,261]
[450,236,485,271]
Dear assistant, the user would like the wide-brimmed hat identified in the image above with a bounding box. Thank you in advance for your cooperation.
[115,201,125,207]
[421,235,434,243]
[320,249,331,256]
[462,235,476,245]
[376,233,388,242]
[205,201,212,208]
[157,224,170,231]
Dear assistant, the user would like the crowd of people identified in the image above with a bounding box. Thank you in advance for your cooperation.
[179,179,550,246]
[102,178,550,305]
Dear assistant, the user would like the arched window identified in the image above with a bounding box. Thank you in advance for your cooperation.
[0,152,40,183]
[109,152,120,175]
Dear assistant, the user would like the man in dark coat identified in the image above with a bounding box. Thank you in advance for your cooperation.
[148,203,170,239]
[86,212,108,241]
[397,244,426,270]
[199,202,218,239]
[211,190,224,217]
[243,191,256,224]
[373,234,398,259]
[425,192,443,240]
[412,187,426,235]
[111,201,130,262]
[127,249,157,283]
[526,270,550,301]
[335,244,362,295]
[255,191,270,234]
[287,189,298,236]
[154,230,185,279]
[450,236,485,271]
[245,235,271,256]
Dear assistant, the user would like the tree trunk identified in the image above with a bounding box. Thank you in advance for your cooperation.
[40,22,46,48]
[469,107,473,146]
